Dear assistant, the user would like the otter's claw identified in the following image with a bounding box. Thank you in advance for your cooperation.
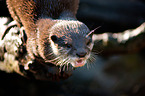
[24,60,33,70]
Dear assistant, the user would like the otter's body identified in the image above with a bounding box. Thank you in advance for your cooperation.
[7,0,94,68]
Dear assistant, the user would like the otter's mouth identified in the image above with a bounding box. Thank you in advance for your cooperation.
[72,58,86,67]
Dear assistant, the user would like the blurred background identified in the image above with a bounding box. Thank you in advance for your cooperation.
[1,0,145,96]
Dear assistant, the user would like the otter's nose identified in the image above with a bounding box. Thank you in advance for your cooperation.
[76,51,87,58]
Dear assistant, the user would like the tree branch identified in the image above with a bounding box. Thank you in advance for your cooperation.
[93,23,145,55]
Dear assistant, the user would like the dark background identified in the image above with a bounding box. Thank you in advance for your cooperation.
[1,0,145,96]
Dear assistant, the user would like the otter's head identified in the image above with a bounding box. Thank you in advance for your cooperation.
[46,20,94,68]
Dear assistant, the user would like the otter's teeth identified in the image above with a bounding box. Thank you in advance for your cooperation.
[72,59,86,67]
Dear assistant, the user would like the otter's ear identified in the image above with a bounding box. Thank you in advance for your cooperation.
[51,35,58,43]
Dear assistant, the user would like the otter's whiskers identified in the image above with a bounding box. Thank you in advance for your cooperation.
[86,52,97,69]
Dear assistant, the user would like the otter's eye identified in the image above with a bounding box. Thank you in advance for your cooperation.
[66,44,72,48]
[51,35,58,42]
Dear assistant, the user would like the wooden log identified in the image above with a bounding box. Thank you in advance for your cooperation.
[93,23,145,55]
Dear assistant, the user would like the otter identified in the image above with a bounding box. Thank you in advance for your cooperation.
[6,0,95,69]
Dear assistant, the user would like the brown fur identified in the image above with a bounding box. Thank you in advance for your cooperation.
[6,0,79,37]
[7,0,79,59]
[6,0,93,68]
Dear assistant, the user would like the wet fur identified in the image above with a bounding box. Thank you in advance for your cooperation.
[7,0,79,58]
[6,0,95,68]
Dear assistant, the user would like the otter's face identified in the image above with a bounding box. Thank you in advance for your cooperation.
[48,20,94,68]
